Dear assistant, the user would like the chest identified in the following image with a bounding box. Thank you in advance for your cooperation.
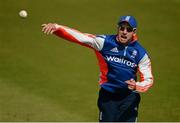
[102,44,139,63]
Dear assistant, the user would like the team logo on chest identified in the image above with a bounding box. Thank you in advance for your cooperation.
[131,50,137,58]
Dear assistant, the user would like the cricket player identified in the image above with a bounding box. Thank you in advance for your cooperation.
[41,15,154,122]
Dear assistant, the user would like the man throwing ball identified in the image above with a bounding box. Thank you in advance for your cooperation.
[42,15,154,122]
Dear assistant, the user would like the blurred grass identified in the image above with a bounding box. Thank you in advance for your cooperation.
[0,0,180,121]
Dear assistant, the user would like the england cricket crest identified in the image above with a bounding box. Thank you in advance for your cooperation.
[131,50,137,58]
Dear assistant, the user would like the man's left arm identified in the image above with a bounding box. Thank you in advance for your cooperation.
[136,54,154,92]
[126,54,154,92]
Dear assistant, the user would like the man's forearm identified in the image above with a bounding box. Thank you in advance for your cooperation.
[136,54,154,92]
[53,25,94,48]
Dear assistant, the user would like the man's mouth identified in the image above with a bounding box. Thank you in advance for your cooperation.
[121,35,127,39]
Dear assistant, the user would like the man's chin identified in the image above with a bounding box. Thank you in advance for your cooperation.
[119,38,128,44]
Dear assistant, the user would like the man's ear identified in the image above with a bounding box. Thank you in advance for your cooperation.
[133,28,137,34]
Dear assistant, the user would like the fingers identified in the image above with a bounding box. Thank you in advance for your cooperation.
[41,24,46,27]
[125,80,135,86]
[126,81,135,86]
[128,85,135,90]
[41,23,57,35]
[45,25,52,34]
[50,28,55,34]
[41,24,47,32]
[44,24,53,34]
[42,24,49,32]
[125,79,136,90]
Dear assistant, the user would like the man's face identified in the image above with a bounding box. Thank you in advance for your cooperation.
[117,22,136,44]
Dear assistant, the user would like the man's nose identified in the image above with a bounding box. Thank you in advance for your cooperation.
[122,29,128,34]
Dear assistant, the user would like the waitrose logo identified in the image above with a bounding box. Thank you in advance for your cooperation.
[106,55,137,68]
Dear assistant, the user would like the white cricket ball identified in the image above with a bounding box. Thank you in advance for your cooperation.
[19,10,28,18]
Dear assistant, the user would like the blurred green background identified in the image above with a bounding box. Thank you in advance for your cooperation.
[0,0,180,121]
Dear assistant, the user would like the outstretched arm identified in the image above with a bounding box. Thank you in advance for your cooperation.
[42,23,104,51]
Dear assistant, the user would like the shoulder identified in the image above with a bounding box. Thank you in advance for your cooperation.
[96,34,106,39]
[133,41,147,52]
[96,35,117,51]
[131,41,149,63]
[95,34,116,46]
